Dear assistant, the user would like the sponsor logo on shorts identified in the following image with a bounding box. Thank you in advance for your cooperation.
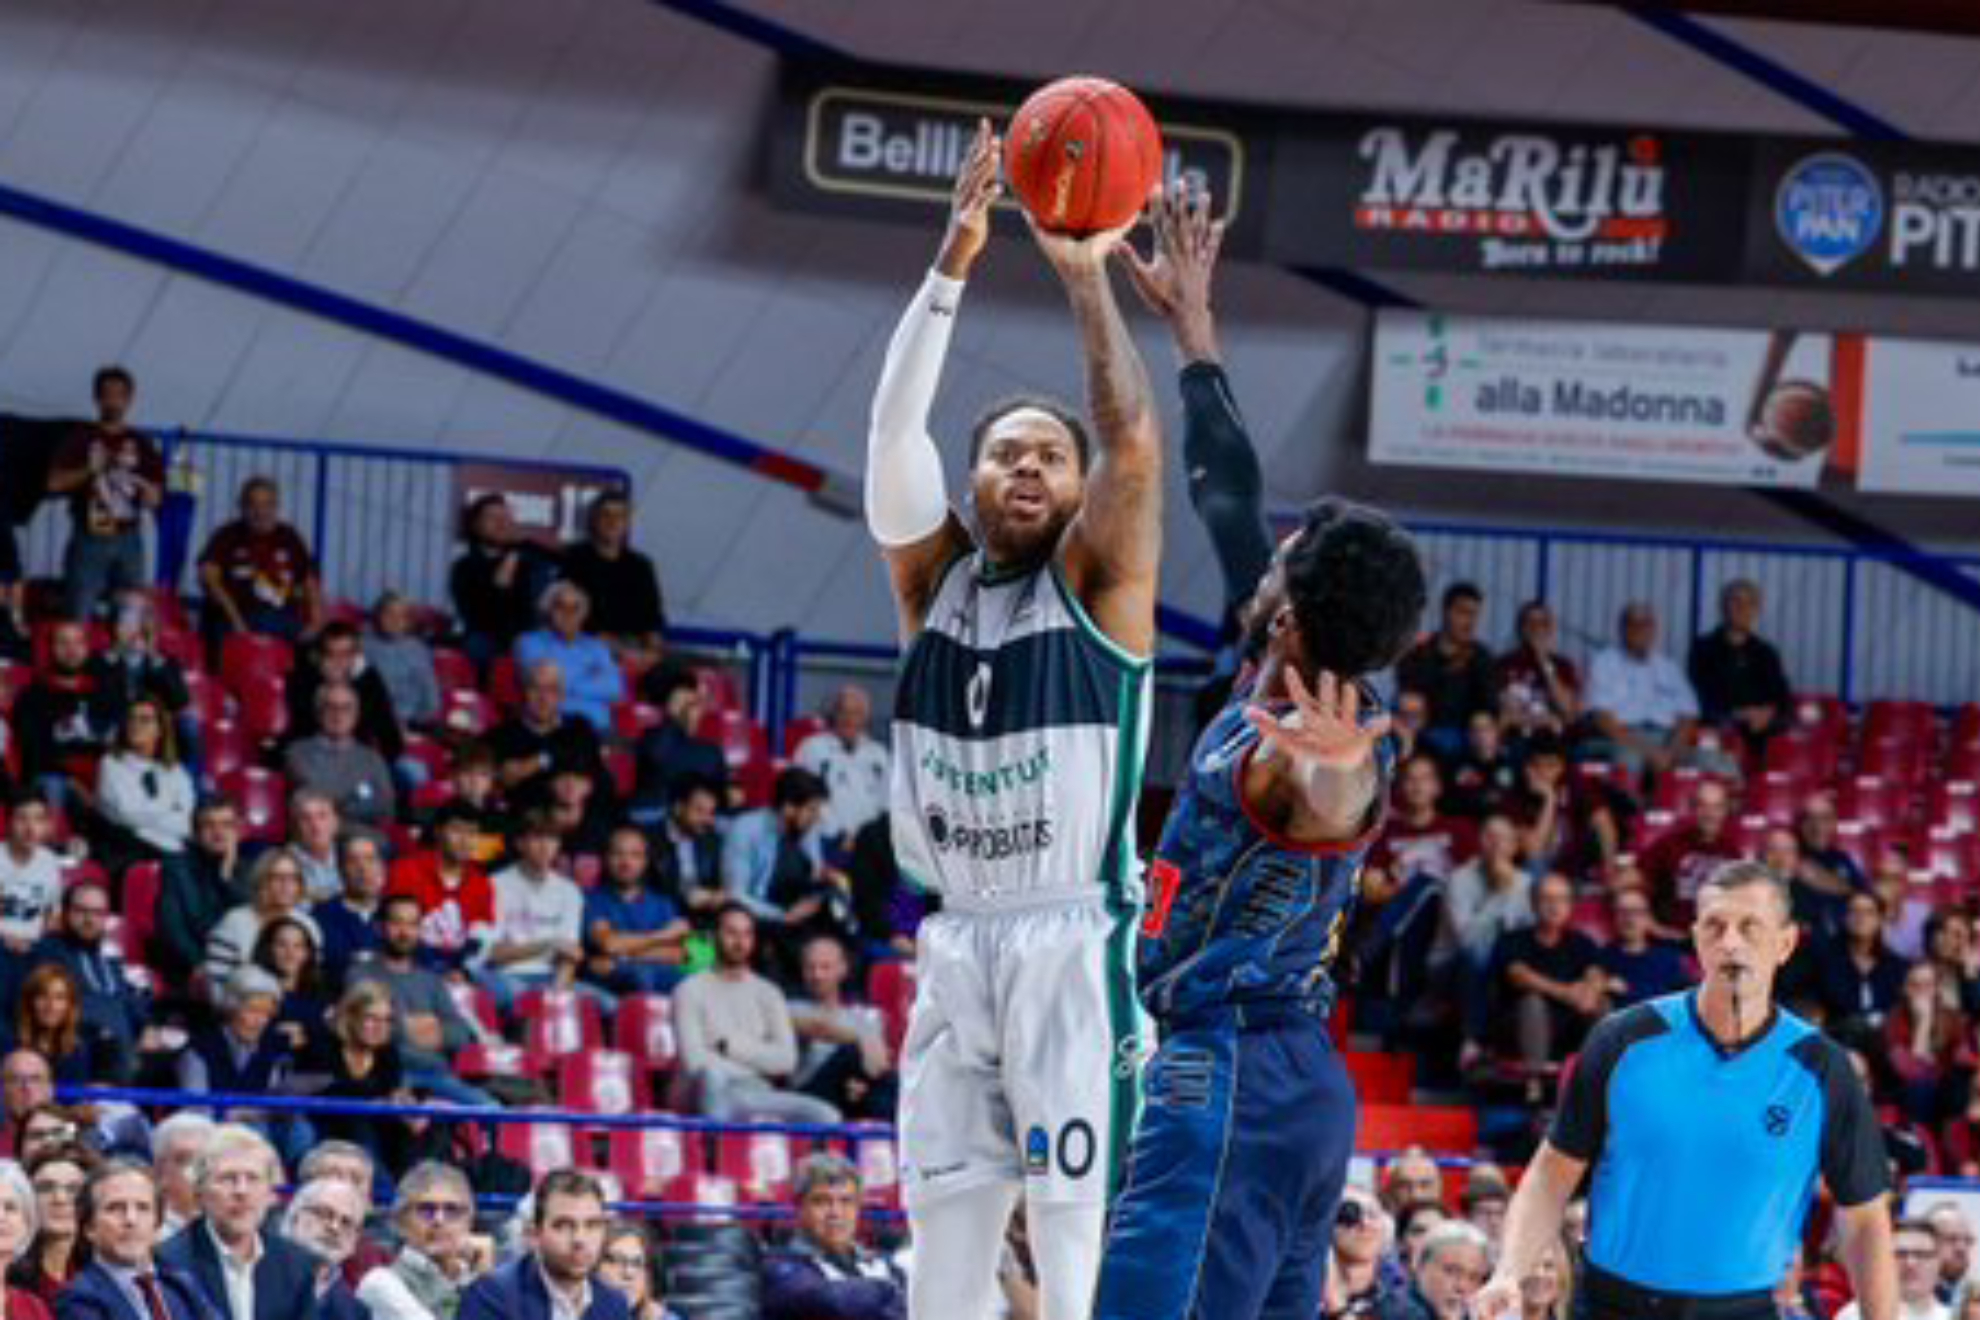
[1025,1126,1050,1175]
[923,807,1054,860]
[919,745,1052,799]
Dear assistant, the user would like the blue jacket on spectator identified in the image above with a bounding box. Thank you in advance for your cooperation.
[311,896,382,989]
[157,1221,321,1320]
[54,1260,213,1320]
[514,629,623,732]
[458,1256,629,1320]
[720,808,824,923]
[761,1239,905,1320]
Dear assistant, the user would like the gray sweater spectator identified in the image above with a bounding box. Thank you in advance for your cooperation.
[365,593,442,727]
[284,680,397,827]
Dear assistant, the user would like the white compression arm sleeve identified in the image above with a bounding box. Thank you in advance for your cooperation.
[866,269,963,547]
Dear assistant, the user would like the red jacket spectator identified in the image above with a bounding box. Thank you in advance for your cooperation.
[1639,781,1741,933]
[387,804,494,972]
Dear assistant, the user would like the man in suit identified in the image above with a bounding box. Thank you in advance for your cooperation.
[280,1179,370,1320]
[157,1124,321,1320]
[57,1159,213,1320]
[459,1170,626,1320]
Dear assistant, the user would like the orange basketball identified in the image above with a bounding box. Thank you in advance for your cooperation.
[1004,77,1163,235]
[1756,381,1837,460]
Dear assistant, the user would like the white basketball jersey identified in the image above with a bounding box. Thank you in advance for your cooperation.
[890,554,1152,911]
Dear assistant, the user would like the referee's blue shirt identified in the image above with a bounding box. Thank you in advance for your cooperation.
[1551,991,1888,1296]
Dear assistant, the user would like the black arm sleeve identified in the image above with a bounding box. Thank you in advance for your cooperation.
[1179,363,1274,614]
[1804,1034,1891,1207]
[1548,1003,1665,1162]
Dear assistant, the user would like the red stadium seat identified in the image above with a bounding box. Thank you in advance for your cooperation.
[735,756,777,809]
[236,673,290,745]
[1726,813,1772,857]
[143,587,190,632]
[1764,729,1838,785]
[695,709,770,771]
[120,861,163,966]
[558,1051,650,1116]
[220,768,288,843]
[1832,820,1882,876]
[1920,828,1979,883]
[1950,742,1980,784]
[220,633,294,695]
[155,626,204,673]
[609,1128,694,1200]
[613,995,680,1075]
[783,715,827,758]
[401,733,450,782]
[1744,771,1808,826]
[696,668,744,715]
[603,747,635,799]
[441,690,497,736]
[714,1130,796,1204]
[446,980,501,1037]
[322,598,366,628]
[1632,809,1680,851]
[455,1041,540,1080]
[1955,705,1980,746]
[410,781,456,814]
[185,671,236,726]
[498,1113,578,1178]
[1359,1104,1476,1155]
[1860,736,1929,785]
[613,702,665,742]
[1793,694,1850,740]
[202,720,251,781]
[1837,776,1908,833]
[430,647,477,698]
[847,1122,902,1210]
[0,658,26,712]
[520,988,605,1062]
[1927,780,1978,835]
[488,655,523,709]
[1569,896,1615,946]
[1864,700,1936,745]
[1344,1052,1415,1105]
[660,1173,740,1220]
[867,961,917,1055]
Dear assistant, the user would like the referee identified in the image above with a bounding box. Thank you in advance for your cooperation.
[1476,860,1897,1320]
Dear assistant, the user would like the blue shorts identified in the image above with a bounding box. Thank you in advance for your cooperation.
[1094,1009,1357,1320]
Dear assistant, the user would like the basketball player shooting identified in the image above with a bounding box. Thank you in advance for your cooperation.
[1093,179,1430,1320]
[865,119,1162,1318]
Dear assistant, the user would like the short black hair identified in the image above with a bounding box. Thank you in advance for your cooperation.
[1281,498,1426,678]
[459,492,507,542]
[1441,582,1482,611]
[773,767,829,810]
[1698,859,1793,918]
[648,662,700,707]
[967,396,1092,472]
[431,801,483,833]
[93,364,134,395]
[670,773,722,808]
[6,786,49,814]
[380,893,422,923]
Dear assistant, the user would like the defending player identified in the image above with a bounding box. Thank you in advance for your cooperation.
[865,121,1162,1318]
[1094,187,1429,1320]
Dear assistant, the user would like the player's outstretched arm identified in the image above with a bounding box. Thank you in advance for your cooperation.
[1244,668,1389,843]
[1120,182,1272,622]
[866,119,996,641]
[1473,1141,1586,1320]
[1033,206,1163,659]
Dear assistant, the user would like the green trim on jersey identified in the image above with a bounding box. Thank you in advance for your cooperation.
[1048,561,1153,675]
[1098,664,1151,1201]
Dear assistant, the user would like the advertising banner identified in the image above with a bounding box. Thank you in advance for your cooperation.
[453,462,626,549]
[1747,140,1980,295]
[1265,116,1750,280]
[1858,337,1980,494]
[1369,311,1843,488]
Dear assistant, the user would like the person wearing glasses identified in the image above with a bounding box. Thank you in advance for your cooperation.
[156,1124,319,1320]
[54,1159,211,1320]
[594,1223,682,1320]
[17,1143,97,1307]
[1321,1186,1395,1320]
[280,1178,370,1320]
[356,1162,481,1320]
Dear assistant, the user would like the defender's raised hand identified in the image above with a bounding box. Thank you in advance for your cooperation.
[1245,668,1392,771]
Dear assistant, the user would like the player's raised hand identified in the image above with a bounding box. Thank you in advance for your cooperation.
[1244,668,1392,771]
[937,118,1003,279]
[1024,206,1136,285]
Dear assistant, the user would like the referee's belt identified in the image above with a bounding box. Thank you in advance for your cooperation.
[1579,1265,1777,1320]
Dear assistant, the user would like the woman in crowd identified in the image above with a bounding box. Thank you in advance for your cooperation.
[301,981,421,1177]
[0,1159,53,1320]
[596,1222,683,1320]
[1320,1184,1392,1320]
[1883,960,1974,1125]
[203,846,322,996]
[177,967,310,1170]
[252,915,331,1053]
[7,1144,93,1307]
[1519,1237,1575,1320]
[2,968,97,1086]
[91,696,195,874]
